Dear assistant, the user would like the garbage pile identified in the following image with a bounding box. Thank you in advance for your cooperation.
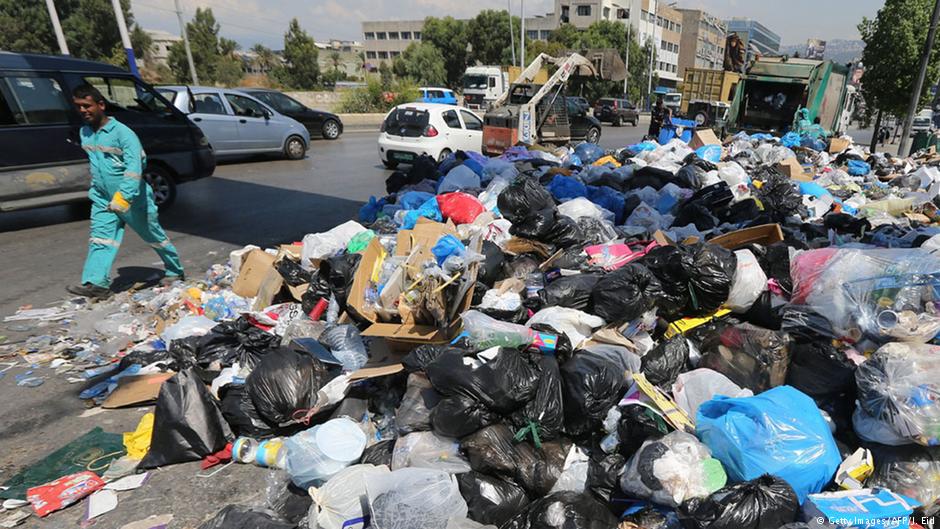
[4,128,940,529]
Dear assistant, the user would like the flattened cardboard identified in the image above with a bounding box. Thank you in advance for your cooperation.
[688,128,721,150]
[777,157,813,182]
[252,266,285,311]
[232,249,276,298]
[828,137,851,154]
[102,372,175,408]
[652,230,675,246]
[709,223,784,250]
[347,237,386,323]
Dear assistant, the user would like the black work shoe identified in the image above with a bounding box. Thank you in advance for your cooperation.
[66,283,111,300]
[159,274,185,287]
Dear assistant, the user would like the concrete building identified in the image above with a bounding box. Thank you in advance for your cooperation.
[676,8,726,75]
[144,29,181,67]
[362,20,424,66]
[725,17,780,61]
[316,39,365,78]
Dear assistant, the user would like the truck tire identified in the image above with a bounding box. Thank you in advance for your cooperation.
[694,112,709,127]
[586,127,601,144]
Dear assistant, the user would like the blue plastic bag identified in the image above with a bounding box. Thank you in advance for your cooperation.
[781,132,801,148]
[548,174,588,201]
[358,196,387,224]
[431,234,465,266]
[750,133,775,141]
[400,191,435,210]
[574,142,605,164]
[696,385,841,503]
[402,197,442,229]
[464,152,487,175]
[847,159,871,176]
[626,141,659,154]
[695,145,722,163]
[587,185,626,223]
[564,153,583,168]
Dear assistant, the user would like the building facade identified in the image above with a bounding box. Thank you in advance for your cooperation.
[316,40,366,78]
[676,8,726,76]
[725,17,780,60]
[143,29,181,67]
[362,20,425,66]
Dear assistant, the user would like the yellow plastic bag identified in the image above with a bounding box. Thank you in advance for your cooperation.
[592,155,621,168]
[123,413,154,461]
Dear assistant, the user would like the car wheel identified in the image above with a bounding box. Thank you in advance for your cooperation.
[382,159,399,169]
[284,135,306,160]
[586,127,601,144]
[437,148,452,163]
[613,116,622,127]
[145,165,177,210]
[322,119,341,140]
[632,118,639,126]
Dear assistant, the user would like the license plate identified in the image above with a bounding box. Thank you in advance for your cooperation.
[391,151,415,162]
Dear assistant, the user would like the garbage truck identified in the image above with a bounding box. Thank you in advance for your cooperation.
[462,65,548,110]
[482,53,599,155]
[725,57,854,135]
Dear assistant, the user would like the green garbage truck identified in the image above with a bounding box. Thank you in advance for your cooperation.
[726,57,857,136]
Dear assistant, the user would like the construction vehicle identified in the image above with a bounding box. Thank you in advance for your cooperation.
[462,65,548,110]
[726,57,854,135]
[482,53,600,155]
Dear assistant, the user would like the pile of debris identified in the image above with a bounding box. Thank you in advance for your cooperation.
[3,127,940,529]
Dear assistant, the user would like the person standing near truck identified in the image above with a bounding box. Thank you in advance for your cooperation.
[648,96,669,139]
[66,84,184,299]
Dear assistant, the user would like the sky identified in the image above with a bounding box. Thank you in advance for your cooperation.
[131,0,885,50]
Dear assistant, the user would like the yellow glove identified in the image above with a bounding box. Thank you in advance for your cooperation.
[109,191,130,213]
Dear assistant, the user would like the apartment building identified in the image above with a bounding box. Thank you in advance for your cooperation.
[725,17,780,61]
[143,29,181,67]
[676,8,726,75]
[362,20,424,66]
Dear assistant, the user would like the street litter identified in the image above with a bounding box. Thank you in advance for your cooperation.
[6,127,940,528]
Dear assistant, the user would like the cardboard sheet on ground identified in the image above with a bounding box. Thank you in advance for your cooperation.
[0,427,124,500]
[102,372,175,408]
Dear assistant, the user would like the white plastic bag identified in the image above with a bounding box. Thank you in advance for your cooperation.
[367,468,468,529]
[726,249,768,313]
[479,289,522,311]
[161,314,216,343]
[308,464,390,529]
[391,431,470,474]
[548,446,591,493]
[301,220,367,269]
[525,307,605,348]
[558,197,615,223]
[284,417,367,487]
[672,368,753,419]
[620,431,726,507]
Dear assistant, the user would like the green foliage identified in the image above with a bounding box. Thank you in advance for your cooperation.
[251,43,278,72]
[337,77,419,113]
[167,8,242,85]
[859,0,940,116]
[275,18,319,89]
[422,16,469,88]
[468,10,522,66]
[392,43,447,86]
[0,0,149,64]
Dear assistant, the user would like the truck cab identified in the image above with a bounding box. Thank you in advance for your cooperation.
[462,66,509,110]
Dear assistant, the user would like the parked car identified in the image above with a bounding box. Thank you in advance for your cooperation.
[593,97,639,127]
[158,86,309,160]
[418,87,459,106]
[568,96,590,115]
[241,88,343,140]
[378,103,483,168]
[566,97,603,144]
[911,116,932,136]
[0,52,214,210]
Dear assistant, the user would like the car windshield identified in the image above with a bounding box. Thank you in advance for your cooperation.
[914,118,931,125]
[664,94,681,104]
[383,107,429,137]
[463,75,488,90]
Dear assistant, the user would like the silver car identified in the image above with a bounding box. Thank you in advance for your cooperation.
[158,86,310,160]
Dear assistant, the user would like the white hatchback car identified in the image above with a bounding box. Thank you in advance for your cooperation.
[378,103,484,168]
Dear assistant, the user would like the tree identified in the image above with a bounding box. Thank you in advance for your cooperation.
[251,43,278,73]
[276,18,319,89]
[422,16,469,87]
[168,8,225,84]
[859,0,940,149]
[330,51,342,73]
[392,42,447,86]
[467,10,522,66]
[0,0,149,64]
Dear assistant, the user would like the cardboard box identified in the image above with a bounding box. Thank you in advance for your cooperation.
[688,128,721,150]
[102,372,175,408]
[828,137,851,154]
[708,224,784,250]
[232,249,276,298]
[777,157,813,182]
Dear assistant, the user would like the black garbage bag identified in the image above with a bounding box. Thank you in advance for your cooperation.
[457,471,530,526]
[673,183,734,231]
[824,212,871,237]
[501,491,619,529]
[686,243,737,315]
[510,206,559,241]
[641,335,690,387]
[641,246,692,320]
[498,176,555,224]
[561,351,626,438]
[543,214,585,249]
[318,253,361,312]
[479,240,507,287]
[697,322,791,393]
[245,348,328,428]
[170,317,280,374]
[511,355,565,442]
[617,404,670,459]
[677,474,799,529]
[779,305,838,342]
[576,217,618,246]
[276,258,312,287]
[738,291,784,330]
[786,341,856,397]
[585,453,626,502]
[591,263,662,324]
[431,393,498,438]
[755,168,805,222]
[528,273,601,312]
[750,242,792,295]
[625,166,675,190]
[676,154,718,189]
[396,373,441,434]
[507,254,542,280]
[197,505,295,529]
[402,344,465,373]
[425,347,540,414]
[140,369,232,469]
[461,424,569,497]
[219,384,275,438]
[360,439,395,467]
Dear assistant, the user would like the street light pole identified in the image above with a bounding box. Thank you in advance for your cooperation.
[520,0,526,66]
[898,0,940,156]
[110,0,139,77]
[174,0,199,85]
[624,26,630,95]
[508,0,516,68]
[44,0,69,55]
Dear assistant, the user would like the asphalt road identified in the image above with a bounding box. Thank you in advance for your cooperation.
[0,119,877,528]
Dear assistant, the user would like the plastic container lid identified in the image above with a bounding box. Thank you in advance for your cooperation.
[315,417,367,463]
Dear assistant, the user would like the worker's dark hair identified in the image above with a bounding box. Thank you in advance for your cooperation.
[72,84,105,103]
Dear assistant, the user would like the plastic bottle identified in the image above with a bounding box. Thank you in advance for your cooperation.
[233,437,285,467]
[283,417,367,487]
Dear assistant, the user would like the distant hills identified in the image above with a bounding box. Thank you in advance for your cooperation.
[778,39,864,64]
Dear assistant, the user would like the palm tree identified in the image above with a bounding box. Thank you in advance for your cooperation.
[330,50,342,74]
[358,51,367,71]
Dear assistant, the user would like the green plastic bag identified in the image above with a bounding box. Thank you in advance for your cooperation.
[346,230,376,253]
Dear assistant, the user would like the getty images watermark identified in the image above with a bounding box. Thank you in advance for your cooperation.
[814,516,937,528]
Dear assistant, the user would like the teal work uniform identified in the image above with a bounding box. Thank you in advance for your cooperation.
[79,117,183,287]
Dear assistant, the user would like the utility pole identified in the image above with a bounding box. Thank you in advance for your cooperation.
[508,0,516,68]
[520,0,526,66]
[899,0,940,156]
[44,0,69,55]
[110,0,139,77]
[624,27,630,96]
[174,0,199,85]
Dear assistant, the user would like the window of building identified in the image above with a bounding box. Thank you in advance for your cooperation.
[366,51,377,59]
[364,32,375,40]
[414,31,421,40]
[376,32,386,40]
[657,15,663,26]
[378,51,389,59]
[577,5,591,16]
[402,31,411,40]
[676,23,681,32]
[0,75,70,125]
[540,30,551,39]
[603,7,610,18]
[391,51,401,57]
[561,5,569,22]
[388,31,399,40]
[527,30,539,40]
[617,8,629,19]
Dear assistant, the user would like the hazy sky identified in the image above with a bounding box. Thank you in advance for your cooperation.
[132,0,885,50]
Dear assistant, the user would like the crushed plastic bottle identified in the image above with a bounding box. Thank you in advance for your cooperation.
[15,371,44,387]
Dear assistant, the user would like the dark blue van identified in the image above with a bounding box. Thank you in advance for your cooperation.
[0,52,215,210]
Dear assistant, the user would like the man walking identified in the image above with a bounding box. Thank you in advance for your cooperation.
[648,96,669,140]
[67,84,184,299]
